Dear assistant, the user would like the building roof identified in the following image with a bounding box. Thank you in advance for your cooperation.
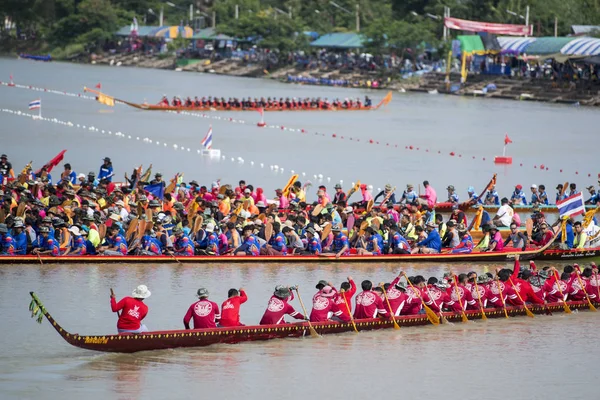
[309,33,365,49]
[523,37,575,55]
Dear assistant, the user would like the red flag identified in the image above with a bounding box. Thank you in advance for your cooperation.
[256,107,264,117]
[95,83,102,89]
[34,149,67,175]
[504,134,512,145]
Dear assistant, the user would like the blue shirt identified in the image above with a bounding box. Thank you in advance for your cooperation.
[306,237,322,254]
[417,229,442,252]
[98,164,113,182]
[538,191,549,205]
[366,233,384,254]
[66,171,77,185]
[485,190,499,205]
[332,232,349,253]
[511,190,527,205]
[449,193,459,203]
[13,231,27,255]
[557,224,575,248]
[402,190,418,203]
[588,193,600,205]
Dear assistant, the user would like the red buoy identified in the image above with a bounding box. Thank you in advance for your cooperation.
[495,156,513,165]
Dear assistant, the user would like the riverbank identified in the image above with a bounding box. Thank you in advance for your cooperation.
[17,49,599,108]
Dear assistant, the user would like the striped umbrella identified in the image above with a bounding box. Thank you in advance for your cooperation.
[153,26,193,39]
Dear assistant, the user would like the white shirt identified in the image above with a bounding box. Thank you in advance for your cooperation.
[495,205,514,226]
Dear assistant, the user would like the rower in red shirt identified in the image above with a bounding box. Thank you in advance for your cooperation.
[424,278,450,312]
[334,276,356,319]
[543,268,570,303]
[446,274,477,312]
[384,277,409,316]
[353,280,388,319]
[313,279,335,302]
[110,285,150,333]
[402,275,435,315]
[260,286,305,325]
[310,286,348,322]
[219,288,248,327]
[183,287,221,329]
[469,274,493,309]
[510,257,544,305]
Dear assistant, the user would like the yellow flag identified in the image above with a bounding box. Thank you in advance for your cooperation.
[97,93,115,107]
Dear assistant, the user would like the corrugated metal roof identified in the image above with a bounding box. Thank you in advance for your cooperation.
[572,25,600,35]
[561,37,600,55]
[309,33,365,49]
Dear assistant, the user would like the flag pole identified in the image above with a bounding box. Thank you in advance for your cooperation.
[503,143,506,157]
[38,100,42,119]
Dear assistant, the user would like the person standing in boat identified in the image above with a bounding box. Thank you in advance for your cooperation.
[219,288,248,327]
[111,285,150,334]
[259,285,305,325]
[98,157,114,183]
[183,288,221,329]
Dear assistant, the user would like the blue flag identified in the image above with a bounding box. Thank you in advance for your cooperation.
[144,183,165,200]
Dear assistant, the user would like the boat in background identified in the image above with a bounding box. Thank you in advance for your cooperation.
[19,54,52,62]
[28,291,598,354]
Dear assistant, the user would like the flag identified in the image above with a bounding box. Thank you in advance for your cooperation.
[256,108,264,117]
[34,150,67,175]
[29,99,41,110]
[557,193,586,218]
[95,83,102,89]
[97,93,114,107]
[144,182,165,200]
[201,126,213,150]
[504,134,512,145]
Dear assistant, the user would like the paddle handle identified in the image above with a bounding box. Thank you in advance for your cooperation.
[110,288,121,317]
[294,287,319,337]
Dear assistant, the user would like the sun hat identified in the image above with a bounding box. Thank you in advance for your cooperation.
[467,186,475,193]
[115,200,125,207]
[39,226,50,233]
[531,184,538,189]
[425,221,436,228]
[477,275,491,284]
[395,281,407,291]
[334,183,342,189]
[109,213,120,222]
[13,219,24,228]
[320,286,336,298]
[256,201,266,208]
[197,287,209,298]
[148,199,160,207]
[385,184,392,191]
[315,280,329,289]
[434,281,450,289]
[68,226,81,236]
[306,227,316,235]
[132,285,151,299]
[274,285,291,299]
[447,185,455,191]
[205,222,215,232]
[516,184,523,190]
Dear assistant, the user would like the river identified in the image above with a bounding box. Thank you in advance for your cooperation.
[0,59,599,399]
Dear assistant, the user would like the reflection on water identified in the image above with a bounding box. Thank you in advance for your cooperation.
[0,263,598,399]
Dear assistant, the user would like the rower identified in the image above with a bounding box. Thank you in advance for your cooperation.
[493,197,514,227]
[484,223,504,252]
[374,184,396,204]
[219,288,247,327]
[322,224,349,259]
[111,285,150,333]
[99,226,127,256]
[0,223,16,255]
[11,219,27,255]
[484,185,500,205]
[510,184,527,205]
[353,280,388,319]
[259,285,305,325]
[441,220,459,248]
[388,224,411,254]
[452,224,474,253]
[411,222,441,254]
[530,184,543,205]
[172,227,194,256]
[568,183,579,197]
[503,222,527,251]
[234,225,261,256]
[384,272,408,315]
[447,185,459,203]
[585,186,599,205]
[364,96,372,107]
[400,184,418,204]
[573,221,588,249]
[310,286,348,322]
[357,227,383,255]
[184,287,220,329]
[32,226,59,256]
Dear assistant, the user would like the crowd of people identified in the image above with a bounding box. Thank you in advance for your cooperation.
[110,259,600,333]
[0,153,598,258]
[158,95,374,110]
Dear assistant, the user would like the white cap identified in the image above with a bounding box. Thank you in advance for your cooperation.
[68,226,81,235]
[531,184,538,189]
[78,173,86,179]
[205,222,215,232]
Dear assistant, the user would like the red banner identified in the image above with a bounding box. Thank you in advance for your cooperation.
[445,17,532,36]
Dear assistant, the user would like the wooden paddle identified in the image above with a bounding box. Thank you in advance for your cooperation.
[402,274,440,325]
[526,218,533,239]
[311,204,324,217]
[358,220,369,236]
[380,186,396,206]
[371,218,381,232]
[560,181,569,198]
[472,278,488,321]
[507,277,534,318]
[339,289,358,333]
[59,228,71,250]
[110,288,121,317]
[494,276,509,319]
[243,199,250,211]
[36,251,43,265]
[257,213,266,221]
[167,250,183,265]
[98,224,107,241]
[346,181,360,201]
[320,223,332,241]
[574,269,597,312]
[380,284,400,330]
[282,174,299,197]
[423,285,449,324]
[552,270,572,314]
[126,217,139,243]
[0,209,5,223]
[451,274,469,323]
[192,215,203,236]
[293,287,319,338]
[165,174,179,195]
[366,199,374,212]
[264,222,273,241]
[16,202,26,218]
[136,219,147,242]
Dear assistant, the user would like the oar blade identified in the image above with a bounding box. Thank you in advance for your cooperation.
[481,311,488,321]
[589,302,598,312]
[424,306,440,325]
[525,308,535,318]
[393,321,401,330]
[309,326,320,338]
[461,313,469,323]
[564,304,572,314]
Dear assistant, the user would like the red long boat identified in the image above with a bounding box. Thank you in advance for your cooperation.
[28,292,597,353]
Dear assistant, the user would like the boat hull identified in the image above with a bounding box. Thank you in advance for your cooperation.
[30,290,595,353]
[433,201,595,214]
[5,247,599,264]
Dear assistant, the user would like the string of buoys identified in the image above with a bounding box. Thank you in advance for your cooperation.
[1,79,597,180]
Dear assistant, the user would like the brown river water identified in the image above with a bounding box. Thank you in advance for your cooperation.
[1,58,599,399]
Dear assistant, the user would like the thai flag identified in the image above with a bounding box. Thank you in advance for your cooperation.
[29,99,41,110]
[201,126,213,149]
[557,192,585,218]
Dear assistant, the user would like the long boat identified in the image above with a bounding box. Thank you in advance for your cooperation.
[4,246,599,264]
[433,201,596,214]
[83,87,392,112]
[28,291,598,353]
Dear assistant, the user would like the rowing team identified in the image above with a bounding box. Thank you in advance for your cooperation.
[158,95,373,110]
[110,259,599,333]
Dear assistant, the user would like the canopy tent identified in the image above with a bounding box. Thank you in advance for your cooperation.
[560,37,600,56]
[478,32,501,52]
[457,35,487,55]
[115,25,160,37]
[523,37,575,55]
[497,37,537,54]
[572,25,600,35]
[309,33,365,49]
[153,26,193,39]
[192,28,235,41]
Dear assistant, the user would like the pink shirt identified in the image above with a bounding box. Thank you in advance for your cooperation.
[424,186,437,208]
[278,195,289,209]
[362,190,373,202]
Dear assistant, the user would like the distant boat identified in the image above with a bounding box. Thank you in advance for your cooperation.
[201,125,220,158]
[19,54,52,62]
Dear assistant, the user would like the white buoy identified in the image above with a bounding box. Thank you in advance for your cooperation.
[250,161,254,166]
[222,156,226,160]
[340,180,343,185]
[270,165,274,170]
[173,144,178,149]
[231,157,235,162]
[318,174,323,179]
[197,150,201,154]
[377,188,381,192]
[327,177,331,182]
[313,174,317,179]
[136,137,140,140]
[149,139,153,144]
[280,168,284,173]
[351,182,355,186]
[260,163,264,168]
[302,172,306,176]
[291,170,295,174]
[274,165,279,170]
